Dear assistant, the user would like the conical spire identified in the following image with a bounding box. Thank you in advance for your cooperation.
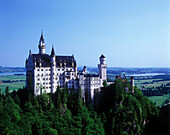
[40,30,44,43]
[38,30,46,54]
[51,45,55,56]
[29,49,31,55]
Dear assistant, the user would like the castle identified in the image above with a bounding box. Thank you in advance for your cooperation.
[25,33,108,103]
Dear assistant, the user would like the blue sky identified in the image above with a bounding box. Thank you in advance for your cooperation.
[0,0,169,67]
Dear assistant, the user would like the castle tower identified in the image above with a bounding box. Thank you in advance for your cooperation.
[38,32,46,54]
[72,54,77,78]
[130,76,134,93]
[50,46,56,93]
[98,54,107,81]
[83,66,87,74]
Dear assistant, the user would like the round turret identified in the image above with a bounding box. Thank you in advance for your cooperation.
[38,32,46,54]
[100,54,106,64]
[50,46,56,93]
[83,66,87,73]
[98,54,107,82]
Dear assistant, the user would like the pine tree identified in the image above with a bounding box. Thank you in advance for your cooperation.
[5,86,10,96]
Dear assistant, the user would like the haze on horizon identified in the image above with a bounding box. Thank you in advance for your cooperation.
[0,0,169,68]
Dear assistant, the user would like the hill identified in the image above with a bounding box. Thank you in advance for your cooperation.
[0,66,25,73]
[0,78,169,135]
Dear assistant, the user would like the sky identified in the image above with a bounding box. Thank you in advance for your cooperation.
[0,0,169,67]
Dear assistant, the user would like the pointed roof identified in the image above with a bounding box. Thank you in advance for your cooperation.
[100,54,105,58]
[51,46,55,56]
[29,49,31,55]
[40,31,44,43]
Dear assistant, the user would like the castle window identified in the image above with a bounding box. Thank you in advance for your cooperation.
[62,69,64,71]
[37,74,39,76]
[41,69,43,71]
[42,74,43,76]
[37,69,39,71]
[58,69,60,71]
[70,69,72,71]
[49,69,51,71]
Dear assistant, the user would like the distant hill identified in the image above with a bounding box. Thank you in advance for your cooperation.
[0,66,26,73]
[87,67,170,75]
[1,66,170,75]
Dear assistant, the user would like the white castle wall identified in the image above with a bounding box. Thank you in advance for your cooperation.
[26,34,109,105]
[33,66,76,95]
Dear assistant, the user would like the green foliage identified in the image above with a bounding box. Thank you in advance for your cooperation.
[0,86,105,135]
[0,78,167,135]
[5,86,10,96]
[103,80,108,87]
[98,78,162,135]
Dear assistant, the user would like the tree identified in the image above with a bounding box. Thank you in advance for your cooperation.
[14,95,20,106]
[103,80,108,87]
[5,86,10,96]
[56,91,61,108]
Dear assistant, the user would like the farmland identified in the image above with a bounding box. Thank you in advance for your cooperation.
[0,67,169,106]
[0,75,25,93]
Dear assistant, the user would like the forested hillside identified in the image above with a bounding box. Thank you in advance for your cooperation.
[0,79,169,135]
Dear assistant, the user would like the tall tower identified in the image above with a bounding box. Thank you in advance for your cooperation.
[98,54,107,81]
[83,66,87,74]
[38,32,46,54]
[50,46,56,93]
[130,76,134,93]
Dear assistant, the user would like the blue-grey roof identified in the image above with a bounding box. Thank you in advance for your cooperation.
[100,54,105,58]
[29,54,76,67]
[51,47,55,56]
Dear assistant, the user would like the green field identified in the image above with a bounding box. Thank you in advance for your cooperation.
[0,82,25,93]
[0,75,25,93]
[148,94,170,107]
[134,79,169,89]
[0,75,25,81]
